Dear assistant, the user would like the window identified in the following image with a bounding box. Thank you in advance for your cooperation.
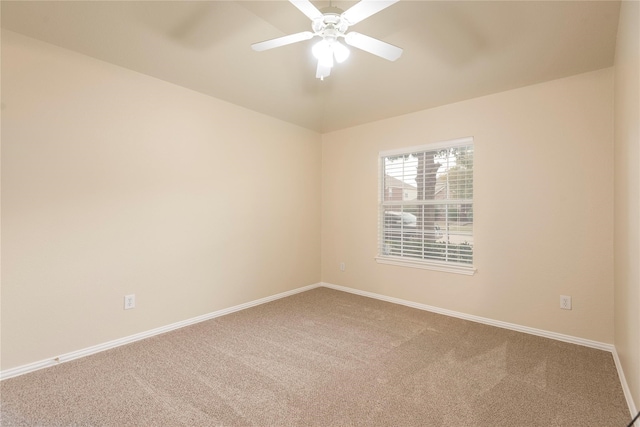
[376,137,475,275]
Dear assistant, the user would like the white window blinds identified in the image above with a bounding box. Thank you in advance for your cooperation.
[377,137,474,273]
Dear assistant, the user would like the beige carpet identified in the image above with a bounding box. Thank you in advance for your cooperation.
[0,287,630,426]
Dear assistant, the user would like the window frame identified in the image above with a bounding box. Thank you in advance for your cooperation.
[375,137,476,275]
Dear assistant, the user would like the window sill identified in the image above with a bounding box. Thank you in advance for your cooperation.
[375,256,476,275]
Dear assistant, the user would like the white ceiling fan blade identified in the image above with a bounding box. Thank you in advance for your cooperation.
[316,61,332,80]
[289,0,323,21]
[341,0,399,26]
[344,32,403,61]
[251,31,314,51]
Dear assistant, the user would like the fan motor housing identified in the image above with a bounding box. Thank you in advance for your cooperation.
[312,12,349,35]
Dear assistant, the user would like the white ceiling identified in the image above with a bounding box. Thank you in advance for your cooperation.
[1,1,621,133]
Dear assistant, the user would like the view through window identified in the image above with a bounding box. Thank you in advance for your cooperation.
[378,138,474,272]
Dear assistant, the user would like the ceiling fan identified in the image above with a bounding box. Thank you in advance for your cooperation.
[251,0,403,80]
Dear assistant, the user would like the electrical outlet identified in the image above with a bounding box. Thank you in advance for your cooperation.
[340,262,345,272]
[124,294,136,310]
[560,295,572,310]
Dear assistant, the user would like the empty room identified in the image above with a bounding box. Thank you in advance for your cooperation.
[1,0,639,425]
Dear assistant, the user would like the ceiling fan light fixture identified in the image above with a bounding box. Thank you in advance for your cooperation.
[333,41,350,64]
[312,39,334,67]
[251,0,402,79]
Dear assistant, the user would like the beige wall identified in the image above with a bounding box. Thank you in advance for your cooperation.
[614,0,640,410]
[0,30,322,370]
[322,68,615,343]
[0,17,630,380]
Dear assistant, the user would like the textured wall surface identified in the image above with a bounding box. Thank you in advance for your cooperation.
[614,0,640,411]
[322,68,615,343]
[1,30,322,370]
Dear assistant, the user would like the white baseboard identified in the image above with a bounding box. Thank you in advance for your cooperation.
[3,280,637,421]
[321,282,612,350]
[320,282,637,419]
[0,282,322,381]
[612,347,639,423]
